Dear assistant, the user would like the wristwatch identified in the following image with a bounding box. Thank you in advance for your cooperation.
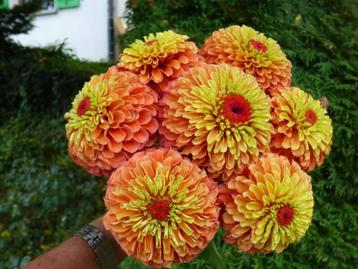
[75,224,119,269]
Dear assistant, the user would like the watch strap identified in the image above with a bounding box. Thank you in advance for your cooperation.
[75,224,119,269]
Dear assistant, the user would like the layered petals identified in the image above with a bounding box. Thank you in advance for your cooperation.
[200,25,292,96]
[160,63,272,179]
[119,30,202,91]
[219,153,314,254]
[103,148,219,268]
[64,72,159,176]
[270,87,333,171]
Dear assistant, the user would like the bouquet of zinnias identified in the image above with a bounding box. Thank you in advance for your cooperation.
[64,26,333,268]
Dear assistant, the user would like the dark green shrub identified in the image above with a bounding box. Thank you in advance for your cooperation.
[0,44,109,120]
[0,1,40,42]
[0,2,109,120]
[0,3,110,269]
[0,115,106,268]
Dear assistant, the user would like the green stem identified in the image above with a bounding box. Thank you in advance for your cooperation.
[201,241,227,269]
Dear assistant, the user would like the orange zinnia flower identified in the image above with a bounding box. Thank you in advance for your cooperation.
[270,87,333,171]
[104,148,219,268]
[200,25,292,96]
[119,30,201,91]
[219,154,314,254]
[64,72,159,176]
[160,63,271,179]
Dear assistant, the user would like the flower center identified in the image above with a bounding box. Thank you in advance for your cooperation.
[145,39,157,46]
[222,94,252,124]
[305,109,317,125]
[250,39,268,52]
[277,205,294,226]
[147,199,170,221]
[77,96,91,116]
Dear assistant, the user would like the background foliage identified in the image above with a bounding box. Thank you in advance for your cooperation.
[0,2,108,268]
[1,0,357,268]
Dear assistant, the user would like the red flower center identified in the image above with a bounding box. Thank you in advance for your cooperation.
[250,39,268,52]
[222,94,252,124]
[145,39,157,46]
[77,96,91,116]
[277,205,294,226]
[147,199,170,221]
[305,109,317,125]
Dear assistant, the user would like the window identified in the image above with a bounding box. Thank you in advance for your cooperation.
[41,0,55,10]
[0,0,8,9]
[55,0,80,9]
[18,0,56,13]
[17,0,80,11]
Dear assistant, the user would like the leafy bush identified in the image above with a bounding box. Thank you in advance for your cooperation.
[0,2,109,120]
[0,4,109,269]
[0,44,109,120]
[0,1,40,42]
[0,115,106,268]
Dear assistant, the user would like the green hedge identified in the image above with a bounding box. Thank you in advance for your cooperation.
[0,115,105,268]
[0,7,109,266]
[0,44,109,120]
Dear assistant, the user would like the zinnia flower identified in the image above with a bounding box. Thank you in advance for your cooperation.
[219,153,314,254]
[104,65,126,78]
[270,87,333,171]
[64,72,159,177]
[103,148,219,268]
[200,25,292,96]
[119,30,201,91]
[160,63,272,179]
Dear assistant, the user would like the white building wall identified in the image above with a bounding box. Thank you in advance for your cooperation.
[113,0,126,24]
[10,0,121,61]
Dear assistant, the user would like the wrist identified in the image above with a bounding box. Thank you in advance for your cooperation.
[90,217,126,262]
[74,218,126,269]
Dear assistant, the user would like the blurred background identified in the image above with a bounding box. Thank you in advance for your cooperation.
[6,0,127,60]
[0,0,357,268]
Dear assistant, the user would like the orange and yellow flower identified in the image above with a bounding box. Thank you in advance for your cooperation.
[200,25,292,96]
[160,63,272,179]
[219,153,314,254]
[64,72,159,177]
[270,87,333,171]
[119,30,201,91]
[103,148,219,268]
